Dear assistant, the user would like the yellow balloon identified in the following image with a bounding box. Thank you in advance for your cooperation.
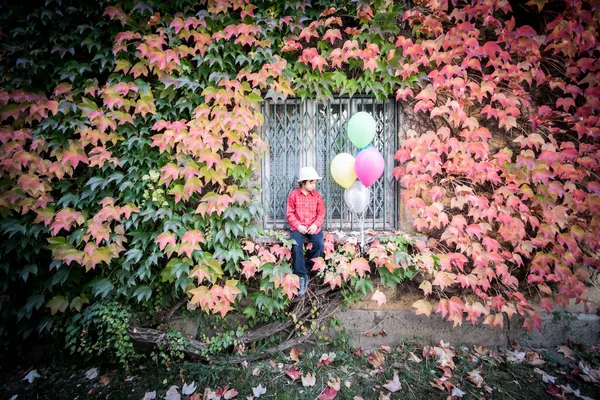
[330,153,357,188]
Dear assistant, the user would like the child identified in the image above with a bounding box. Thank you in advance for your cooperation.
[286,166,325,296]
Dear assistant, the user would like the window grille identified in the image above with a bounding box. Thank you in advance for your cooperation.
[260,96,399,231]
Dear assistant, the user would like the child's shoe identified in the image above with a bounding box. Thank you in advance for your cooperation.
[299,277,308,296]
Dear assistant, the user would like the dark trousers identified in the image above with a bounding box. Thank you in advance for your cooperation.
[290,230,324,280]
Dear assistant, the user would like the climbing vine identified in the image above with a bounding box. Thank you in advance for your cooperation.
[0,0,598,359]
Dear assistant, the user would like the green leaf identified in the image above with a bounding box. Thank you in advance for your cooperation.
[21,264,38,282]
[114,59,131,73]
[89,277,115,298]
[161,258,191,283]
[377,268,402,289]
[243,306,256,319]
[49,267,70,288]
[69,294,90,312]
[133,285,152,302]
[85,176,109,192]
[353,278,374,295]
[25,294,46,313]
[46,296,69,315]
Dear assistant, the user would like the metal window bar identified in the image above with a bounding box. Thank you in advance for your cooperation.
[261,96,398,231]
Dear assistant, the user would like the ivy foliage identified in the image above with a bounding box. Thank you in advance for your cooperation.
[0,0,415,356]
[0,0,598,359]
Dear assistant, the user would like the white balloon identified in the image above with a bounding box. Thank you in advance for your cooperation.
[344,180,370,213]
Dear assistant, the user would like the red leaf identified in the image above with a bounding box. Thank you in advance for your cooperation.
[540,297,553,312]
[371,290,386,306]
[556,97,575,111]
[285,365,300,381]
[322,29,342,45]
[350,257,371,277]
[311,257,326,272]
[61,142,89,169]
[281,274,300,298]
[241,256,260,279]
[155,232,177,251]
[412,299,433,317]
[50,208,85,236]
[465,224,483,239]
[318,387,337,400]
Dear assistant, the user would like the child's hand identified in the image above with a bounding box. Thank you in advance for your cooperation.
[307,224,318,234]
[298,225,308,234]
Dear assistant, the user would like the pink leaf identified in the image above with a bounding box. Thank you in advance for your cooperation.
[371,290,386,306]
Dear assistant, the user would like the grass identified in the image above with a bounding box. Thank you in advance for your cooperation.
[1,337,599,400]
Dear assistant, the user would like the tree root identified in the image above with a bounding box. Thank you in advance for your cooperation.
[128,285,343,362]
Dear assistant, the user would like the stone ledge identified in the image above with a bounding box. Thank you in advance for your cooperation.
[254,229,425,245]
[334,309,600,349]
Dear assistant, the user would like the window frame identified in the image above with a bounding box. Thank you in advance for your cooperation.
[260,96,399,231]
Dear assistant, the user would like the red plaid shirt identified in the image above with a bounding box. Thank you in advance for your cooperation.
[286,188,325,233]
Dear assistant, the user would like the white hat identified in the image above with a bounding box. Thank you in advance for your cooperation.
[298,166,321,182]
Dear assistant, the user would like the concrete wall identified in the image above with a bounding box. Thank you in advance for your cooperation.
[335,309,599,349]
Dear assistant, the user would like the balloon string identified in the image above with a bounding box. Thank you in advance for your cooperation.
[360,210,365,254]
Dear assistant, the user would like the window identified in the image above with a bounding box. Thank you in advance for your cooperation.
[260,96,399,231]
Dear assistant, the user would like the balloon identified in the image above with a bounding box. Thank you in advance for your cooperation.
[347,111,376,149]
[344,180,370,213]
[354,147,384,187]
[354,145,374,157]
[330,153,357,188]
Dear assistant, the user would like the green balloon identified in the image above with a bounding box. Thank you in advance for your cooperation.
[347,112,376,149]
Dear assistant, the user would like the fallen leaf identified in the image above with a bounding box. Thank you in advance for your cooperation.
[506,350,526,363]
[467,367,484,388]
[165,385,181,400]
[383,372,402,392]
[290,346,303,362]
[559,383,595,400]
[378,392,390,400]
[353,397,364,400]
[368,350,385,368]
[252,384,266,397]
[575,361,600,383]
[327,377,341,391]
[534,367,557,383]
[85,368,99,380]
[143,390,156,400]
[285,365,300,381]
[545,382,563,397]
[557,345,577,361]
[252,367,262,376]
[302,372,316,387]
[318,387,337,400]
[484,385,493,393]
[451,387,466,397]
[472,346,487,357]
[223,388,238,399]
[318,352,336,367]
[344,380,351,388]
[526,351,546,366]
[408,352,422,363]
[99,374,112,386]
[23,370,41,384]
[379,345,392,354]
[204,388,218,400]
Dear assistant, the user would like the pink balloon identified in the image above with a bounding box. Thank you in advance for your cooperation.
[354,147,384,187]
